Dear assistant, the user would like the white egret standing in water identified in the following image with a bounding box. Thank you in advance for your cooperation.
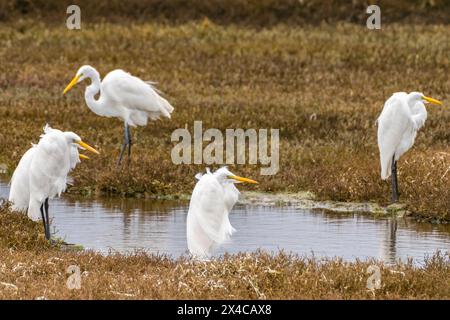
[187,167,258,258]
[377,92,443,202]
[8,125,98,240]
[63,65,174,165]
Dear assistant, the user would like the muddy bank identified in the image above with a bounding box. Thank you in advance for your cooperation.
[132,191,416,220]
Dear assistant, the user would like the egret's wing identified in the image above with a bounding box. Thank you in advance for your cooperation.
[9,147,36,212]
[102,70,174,119]
[223,182,240,213]
[221,182,239,236]
[30,132,71,201]
[377,94,415,179]
[191,175,228,243]
[187,174,230,256]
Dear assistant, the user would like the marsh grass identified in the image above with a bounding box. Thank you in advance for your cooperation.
[1,0,449,25]
[0,205,448,299]
[0,8,449,220]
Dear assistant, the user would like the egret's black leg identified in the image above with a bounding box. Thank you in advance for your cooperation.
[117,123,129,166]
[40,204,48,239]
[41,204,50,240]
[127,124,132,164]
[44,198,50,240]
[391,155,399,203]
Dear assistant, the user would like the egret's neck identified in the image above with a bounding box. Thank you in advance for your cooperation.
[84,70,105,116]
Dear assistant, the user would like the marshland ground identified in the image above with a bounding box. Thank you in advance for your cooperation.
[0,0,449,299]
[0,207,449,299]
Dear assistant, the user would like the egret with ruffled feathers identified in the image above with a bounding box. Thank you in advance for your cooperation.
[9,125,99,240]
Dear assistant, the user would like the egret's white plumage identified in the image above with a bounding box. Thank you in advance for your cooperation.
[8,125,98,239]
[187,167,257,258]
[377,92,442,201]
[8,146,36,212]
[63,65,174,164]
[378,92,431,179]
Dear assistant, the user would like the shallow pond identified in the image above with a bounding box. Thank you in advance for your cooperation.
[1,181,449,264]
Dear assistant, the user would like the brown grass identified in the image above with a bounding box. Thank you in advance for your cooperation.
[1,0,449,25]
[0,205,448,300]
[0,11,449,220]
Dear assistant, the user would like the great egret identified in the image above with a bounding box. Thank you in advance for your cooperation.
[187,167,257,258]
[377,92,442,202]
[63,65,174,165]
[8,125,98,240]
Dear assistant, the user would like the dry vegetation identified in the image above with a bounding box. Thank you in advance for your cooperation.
[0,1,448,301]
[1,0,450,25]
[0,1,449,222]
[0,205,448,299]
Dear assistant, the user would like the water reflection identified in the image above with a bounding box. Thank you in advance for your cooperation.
[380,219,398,265]
[0,181,449,263]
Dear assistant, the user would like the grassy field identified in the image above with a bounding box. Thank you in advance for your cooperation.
[0,18,449,220]
[0,206,448,299]
[1,0,449,25]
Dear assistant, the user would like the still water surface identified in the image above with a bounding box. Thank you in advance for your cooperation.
[1,182,448,264]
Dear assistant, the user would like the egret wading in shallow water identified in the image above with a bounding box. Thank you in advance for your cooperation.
[63,65,174,165]
[8,125,99,240]
[187,167,258,258]
[377,92,443,202]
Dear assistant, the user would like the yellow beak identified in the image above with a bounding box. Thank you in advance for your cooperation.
[76,141,100,155]
[79,154,90,160]
[229,175,258,184]
[63,74,81,94]
[423,96,443,106]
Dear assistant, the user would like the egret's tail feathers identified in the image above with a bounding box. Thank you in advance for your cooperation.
[9,147,35,212]
[187,210,235,258]
[381,167,391,180]
[9,198,28,213]
[160,96,174,118]
[147,96,174,120]
[380,154,393,180]
[145,81,162,94]
[27,199,42,222]
[8,179,29,212]
[8,188,29,213]
[187,215,215,258]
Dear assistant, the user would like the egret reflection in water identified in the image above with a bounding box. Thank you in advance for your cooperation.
[380,218,398,265]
